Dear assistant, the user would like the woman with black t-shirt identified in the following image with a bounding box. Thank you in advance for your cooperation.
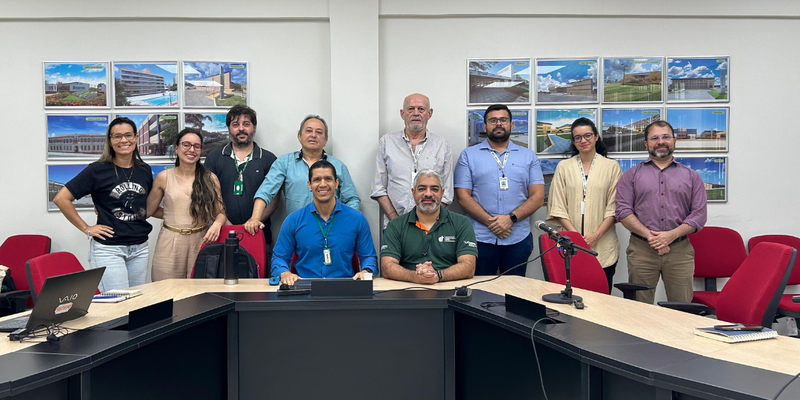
[54,117,153,292]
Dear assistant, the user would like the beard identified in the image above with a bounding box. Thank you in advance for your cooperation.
[406,120,424,132]
[488,126,511,143]
[416,197,441,214]
[232,131,254,147]
[648,144,673,158]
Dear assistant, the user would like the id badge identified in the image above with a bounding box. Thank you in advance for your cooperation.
[323,248,332,265]
[233,180,243,196]
[499,176,509,191]
[411,170,418,186]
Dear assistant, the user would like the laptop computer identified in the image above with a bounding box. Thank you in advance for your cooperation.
[0,267,105,337]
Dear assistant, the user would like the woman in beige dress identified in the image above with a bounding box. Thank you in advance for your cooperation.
[546,118,622,292]
[147,128,226,280]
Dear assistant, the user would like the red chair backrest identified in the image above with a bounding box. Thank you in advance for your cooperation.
[0,234,51,308]
[289,252,360,276]
[688,226,747,278]
[538,232,609,295]
[26,252,100,304]
[199,225,267,278]
[748,234,800,285]
[716,242,796,327]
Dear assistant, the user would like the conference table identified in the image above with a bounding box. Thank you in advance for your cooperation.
[0,276,798,399]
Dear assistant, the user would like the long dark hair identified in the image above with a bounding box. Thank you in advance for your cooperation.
[565,117,608,158]
[173,128,224,225]
[100,117,147,166]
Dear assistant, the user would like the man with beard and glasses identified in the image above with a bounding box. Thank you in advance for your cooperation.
[454,104,544,276]
[616,120,706,304]
[380,170,477,284]
[371,93,453,228]
[205,105,278,269]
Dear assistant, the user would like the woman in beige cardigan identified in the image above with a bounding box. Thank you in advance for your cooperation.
[546,118,622,292]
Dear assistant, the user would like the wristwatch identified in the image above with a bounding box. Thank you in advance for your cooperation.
[362,268,374,274]
[509,212,518,223]
[436,269,443,282]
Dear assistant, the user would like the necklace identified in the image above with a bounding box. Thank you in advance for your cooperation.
[115,164,134,182]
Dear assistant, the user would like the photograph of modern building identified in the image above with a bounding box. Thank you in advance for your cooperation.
[44,62,109,107]
[536,58,598,103]
[114,63,178,107]
[468,59,530,104]
[183,62,248,107]
[184,113,230,156]
[539,158,560,204]
[615,157,726,202]
[115,113,179,157]
[47,164,94,210]
[666,108,728,151]
[46,115,109,159]
[601,108,661,152]
[467,109,529,147]
[535,109,597,154]
[667,57,729,102]
[602,58,663,103]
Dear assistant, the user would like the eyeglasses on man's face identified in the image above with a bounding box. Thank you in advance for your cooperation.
[110,132,135,141]
[647,134,674,142]
[486,117,510,125]
[179,141,203,151]
[572,133,595,142]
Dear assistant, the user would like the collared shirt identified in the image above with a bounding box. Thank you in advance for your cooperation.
[254,150,360,215]
[615,158,707,232]
[271,200,376,278]
[380,207,478,271]
[454,140,544,245]
[371,129,453,227]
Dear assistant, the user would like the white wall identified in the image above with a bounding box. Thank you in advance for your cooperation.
[1,1,798,300]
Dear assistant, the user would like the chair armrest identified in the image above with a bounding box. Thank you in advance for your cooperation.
[657,301,714,316]
[613,282,655,300]
[794,295,800,303]
[0,290,31,300]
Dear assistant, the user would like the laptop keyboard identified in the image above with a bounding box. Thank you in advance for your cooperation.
[0,316,29,332]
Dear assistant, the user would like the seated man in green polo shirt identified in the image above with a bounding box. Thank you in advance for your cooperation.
[380,169,478,284]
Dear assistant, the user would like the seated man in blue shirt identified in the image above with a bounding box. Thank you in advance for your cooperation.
[271,160,377,285]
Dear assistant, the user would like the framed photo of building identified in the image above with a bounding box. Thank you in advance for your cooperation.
[540,158,561,205]
[467,58,531,105]
[113,62,179,108]
[535,58,599,104]
[601,57,663,103]
[47,164,93,211]
[183,62,248,108]
[601,108,662,153]
[667,57,729,102]
[535,108,597,154]
[467,109,530,148]
[44,62,110,108]
[183,112,229,156]
[666,107,728,152]
[46,114,110,160]
[113,113,180,157]
[614,156,728,202]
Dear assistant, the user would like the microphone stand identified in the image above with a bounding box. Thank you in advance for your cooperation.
[542,233,598,304]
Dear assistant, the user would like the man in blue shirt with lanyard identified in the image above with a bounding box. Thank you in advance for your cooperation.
[454,104,545,276]
[271,160,376,285]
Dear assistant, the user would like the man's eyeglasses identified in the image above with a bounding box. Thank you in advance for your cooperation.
[486,117,510,125]
[647,134,674,142]
[110,133,135,141]
[179,141,203,151]
[572,133,594,142]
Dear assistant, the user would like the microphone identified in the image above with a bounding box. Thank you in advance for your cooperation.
[534,220,560,237]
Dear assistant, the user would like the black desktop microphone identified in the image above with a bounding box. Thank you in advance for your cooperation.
[534,220,561,237]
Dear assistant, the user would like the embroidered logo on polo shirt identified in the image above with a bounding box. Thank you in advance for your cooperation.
[381,245,388,250]
[464,241,477,248]
[438,236,456,243]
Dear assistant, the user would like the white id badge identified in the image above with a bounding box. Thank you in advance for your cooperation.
[499,177,509,191]
[580,201,585,215]
[323,248,332,265]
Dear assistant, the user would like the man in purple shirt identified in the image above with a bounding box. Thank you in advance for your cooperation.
[615,121,707,304]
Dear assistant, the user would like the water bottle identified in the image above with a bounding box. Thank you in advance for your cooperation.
[224,231,239,285]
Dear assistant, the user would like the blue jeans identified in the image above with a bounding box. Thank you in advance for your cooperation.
[475,233,534,276]
[88,240,149,292]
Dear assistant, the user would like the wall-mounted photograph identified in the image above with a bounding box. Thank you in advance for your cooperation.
[44,62,109,108]
[536,58,598,104]
[183,112,229,156]
[47,164,93,211]
[114,113,180,157]
[535,108,597,154]
[183,62,248,107]
[602,57,663,103]
[615,156,727,202]
[540,158,561,205]
[601,108,662,153]
[46,114,109,160]
[150,164,174,178]
[667,57,729,102]
[467,59,531,105]
[467,109,529,148]
[666,107,728,152]
[113,62,179,107]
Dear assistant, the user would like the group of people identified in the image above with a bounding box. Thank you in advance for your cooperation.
[53,93,707,304]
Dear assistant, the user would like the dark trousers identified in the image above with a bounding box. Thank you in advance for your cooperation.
[604,262,617,294]
[475,233,534,276]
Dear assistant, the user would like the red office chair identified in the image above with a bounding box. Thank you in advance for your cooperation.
[26,252,100,304]
[748,234,800,334]
[0,234,51,310]
[539,232,652,300]
[289,253,360,276]
[660,242,796,328]
[199,225,268,278]
[688,226,747,309]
